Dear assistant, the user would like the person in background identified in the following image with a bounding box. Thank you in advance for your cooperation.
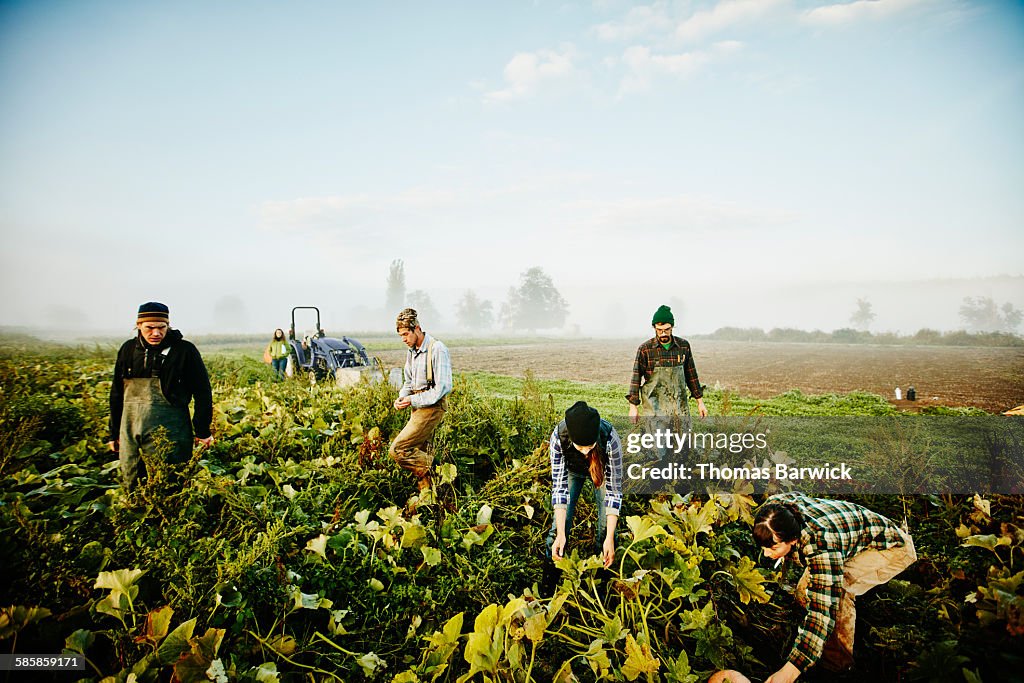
[265,328,290,380]
[542,401,624,594]
[753,492,917,682]
[627,304,708,422]
[389,308,452,493]
[108,302,213,491]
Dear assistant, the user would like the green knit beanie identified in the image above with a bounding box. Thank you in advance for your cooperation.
[652,305,674,326]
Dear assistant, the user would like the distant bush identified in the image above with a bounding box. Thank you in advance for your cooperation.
[698,327,1023,347]
[707,326,767,342]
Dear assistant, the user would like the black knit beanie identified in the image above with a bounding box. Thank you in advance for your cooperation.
[564,400,600,446]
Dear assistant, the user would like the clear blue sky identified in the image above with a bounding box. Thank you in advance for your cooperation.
[1,0,1021,334]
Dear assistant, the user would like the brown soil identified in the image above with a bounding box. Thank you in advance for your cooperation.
[376,340,1024,413]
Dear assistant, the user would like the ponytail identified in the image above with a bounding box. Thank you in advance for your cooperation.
[588,443,607,489]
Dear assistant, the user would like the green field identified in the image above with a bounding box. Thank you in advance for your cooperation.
[1,341,1022,682]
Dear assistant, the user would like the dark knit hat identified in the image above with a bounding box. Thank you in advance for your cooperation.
[564,400,600,446]
[652,305,674,326]
[137,301,169,324]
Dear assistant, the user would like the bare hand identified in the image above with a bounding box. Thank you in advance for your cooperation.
[551,534,566,561]
[107,440,118,452]
[628,403,639,425]
[196,436,214,448]
[394,397,412,410]
[696,398,708,419]
[765,662,801,683]
[602,536,616,568]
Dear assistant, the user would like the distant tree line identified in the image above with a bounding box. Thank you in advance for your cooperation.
[699,326,1024,347]
[385,261,569,333]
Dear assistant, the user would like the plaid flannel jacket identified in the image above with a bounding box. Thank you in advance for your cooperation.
[769,492,909,671]
[549,424,624,516]
[626,336,703,405]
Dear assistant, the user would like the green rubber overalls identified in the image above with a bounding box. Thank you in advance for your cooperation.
[119,377,193,490]
[640,365,692,462]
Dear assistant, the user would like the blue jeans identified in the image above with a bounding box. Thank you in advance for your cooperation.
[546,470,607,558]
[271,357,287,379]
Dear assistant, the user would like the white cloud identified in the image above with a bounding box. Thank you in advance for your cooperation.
[676,0,790,44]
[484,45,579,102]
[616,40,742,95]
[592,2,675,42]
[802,0,927,26]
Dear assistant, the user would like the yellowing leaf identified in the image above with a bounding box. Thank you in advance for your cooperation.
[267,634,296,656]
[437,463,458,485]
[356,652,385,676]
[524,612,547,643]
[973,494,991,518]
[421,546,442,567]
[729,556,772,605]
[476,504,493,526]
[621,634,660,680]
[305,534,329,559]
[136,605,173,646]
[553,661,576,683]
[402,524,428,549]
[95,568,146,600]
[626,516,667,544]
[253,662,279,683]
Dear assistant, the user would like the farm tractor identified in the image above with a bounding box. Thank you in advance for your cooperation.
[287,306,382,387]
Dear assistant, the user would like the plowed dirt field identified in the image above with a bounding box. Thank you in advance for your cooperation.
[376,340,1024,413]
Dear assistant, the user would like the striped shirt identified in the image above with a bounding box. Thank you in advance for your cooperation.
[549,423,624,516]
[768,492,909,671]
[398,333,452,408]
[626,336,703,405]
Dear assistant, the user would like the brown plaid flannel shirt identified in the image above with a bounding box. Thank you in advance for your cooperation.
[626,336,703,405]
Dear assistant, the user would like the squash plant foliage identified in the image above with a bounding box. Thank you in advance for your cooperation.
[1,351,1022,682]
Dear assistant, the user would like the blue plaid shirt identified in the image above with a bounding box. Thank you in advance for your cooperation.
[550,424,624,516]
[398,333,452,408]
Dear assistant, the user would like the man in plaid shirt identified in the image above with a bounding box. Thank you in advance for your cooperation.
[627,304,707,424]
[754,492,917,682]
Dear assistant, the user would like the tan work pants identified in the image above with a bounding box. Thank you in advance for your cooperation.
[389,399,446,479]
[796,528,917,670]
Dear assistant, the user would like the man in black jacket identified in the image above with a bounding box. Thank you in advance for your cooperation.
[108,302,213,490]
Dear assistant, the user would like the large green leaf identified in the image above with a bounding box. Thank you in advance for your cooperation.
[963,534,1012,553]
[156,617,197,665]
[64,628,94,654]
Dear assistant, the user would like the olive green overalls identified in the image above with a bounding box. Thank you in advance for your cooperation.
[641,365,692,462]
[119,376,192,490]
